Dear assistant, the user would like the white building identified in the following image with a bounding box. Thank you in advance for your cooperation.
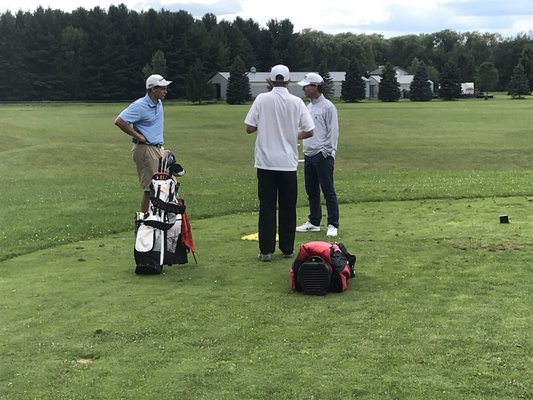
[368,66,434,97]
[209,68,370,100]
[209,65,434,100]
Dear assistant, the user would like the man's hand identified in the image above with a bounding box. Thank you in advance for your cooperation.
[115,116,146,142]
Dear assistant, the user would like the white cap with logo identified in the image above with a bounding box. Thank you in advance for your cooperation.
[269,64,290,82]
[146,74,172,89]
[297,72,324,86]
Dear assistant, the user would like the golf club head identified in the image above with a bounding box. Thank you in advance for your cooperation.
[162,149,186,176]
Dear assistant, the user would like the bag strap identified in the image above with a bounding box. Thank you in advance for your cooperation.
[336,242,356,277]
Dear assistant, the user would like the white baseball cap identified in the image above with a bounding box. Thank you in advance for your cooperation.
[269,64,290,82]
[297,72,324,86]
[146,74,172,89]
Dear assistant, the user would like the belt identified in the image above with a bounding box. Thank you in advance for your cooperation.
[133,138,162,147]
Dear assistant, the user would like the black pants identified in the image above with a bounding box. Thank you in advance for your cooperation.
[304,153,339,228]
[257,168,297,255]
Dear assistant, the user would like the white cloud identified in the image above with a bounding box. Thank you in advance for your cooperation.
[512,16,533,35]
[0,0,531,37]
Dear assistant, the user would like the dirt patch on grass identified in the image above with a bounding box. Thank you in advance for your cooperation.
[74,355,97,366]
[452,241,532,252]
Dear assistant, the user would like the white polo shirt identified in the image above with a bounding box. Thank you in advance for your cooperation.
[245,87,315,171]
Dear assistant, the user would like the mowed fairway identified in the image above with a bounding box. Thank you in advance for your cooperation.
[0,97,532,399]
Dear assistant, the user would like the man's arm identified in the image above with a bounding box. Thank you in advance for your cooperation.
[114,116,146,143]
[245,124,257,134]
[298,129,314,140]
[327,106,339,151]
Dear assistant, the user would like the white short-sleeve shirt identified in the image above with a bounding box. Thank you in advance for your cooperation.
[245,87,315,171]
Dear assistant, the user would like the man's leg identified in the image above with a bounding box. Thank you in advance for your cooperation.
[317,155,339,228]
[304,154,322,226]
[257,169,277,255]
[141,191,151,213]
[132,145,162,213]
[278,170,297,255]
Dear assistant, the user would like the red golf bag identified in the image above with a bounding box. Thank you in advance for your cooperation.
[290,241,356,295]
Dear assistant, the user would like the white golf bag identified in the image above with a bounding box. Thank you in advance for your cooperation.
[134,150,189,275]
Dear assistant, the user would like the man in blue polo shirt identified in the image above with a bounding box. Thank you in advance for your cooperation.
[114,74,172,213]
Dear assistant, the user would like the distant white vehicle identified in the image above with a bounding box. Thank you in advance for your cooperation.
[461,82,475,95]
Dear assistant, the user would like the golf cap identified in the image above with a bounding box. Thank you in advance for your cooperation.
[146,74,172,89]
[297,72,324,86]
[269,64,290,82]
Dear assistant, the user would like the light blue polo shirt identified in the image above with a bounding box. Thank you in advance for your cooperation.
[118,94,164,145]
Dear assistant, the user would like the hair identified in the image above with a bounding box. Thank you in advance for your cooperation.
[271,80,288,87]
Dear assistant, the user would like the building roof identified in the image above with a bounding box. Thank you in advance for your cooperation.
[368,66,409,76]
[212,71,347,83]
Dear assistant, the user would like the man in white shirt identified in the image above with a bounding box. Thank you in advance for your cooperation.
[295,73,340,237]
[245,64,315,262]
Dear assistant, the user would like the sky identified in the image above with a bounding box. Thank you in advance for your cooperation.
[1,0,532,38]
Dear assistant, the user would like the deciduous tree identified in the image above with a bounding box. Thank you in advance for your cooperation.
[186,59,211,104]
[476,61,499,98]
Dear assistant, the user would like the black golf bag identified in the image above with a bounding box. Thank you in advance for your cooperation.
[134,150,193,275]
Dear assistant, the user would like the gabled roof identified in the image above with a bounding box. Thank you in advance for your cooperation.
[368,66,409,76]
[397,75,414,84]
[370,74,433,85]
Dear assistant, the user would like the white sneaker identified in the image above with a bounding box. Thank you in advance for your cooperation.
[296,221,320,232]
[326,225,338,237]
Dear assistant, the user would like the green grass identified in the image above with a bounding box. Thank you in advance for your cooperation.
[1,97,532,261]
[1,97,532,399]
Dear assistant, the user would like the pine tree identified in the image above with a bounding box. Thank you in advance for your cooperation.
[341,58,366,102]
[317,61,334,99]
[226,56,251,105]
[507,61,530,99]
[439,60,461,100]
[409,62,433,101]
[408,57,421,75]
[378,63,401,102]
[143,50,167,78]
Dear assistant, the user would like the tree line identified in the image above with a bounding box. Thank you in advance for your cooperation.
[1,4,532,101]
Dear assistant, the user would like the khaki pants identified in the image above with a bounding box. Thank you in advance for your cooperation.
[132,144,164,191]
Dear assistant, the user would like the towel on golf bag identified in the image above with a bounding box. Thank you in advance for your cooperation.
[290,241,356,295]
[179,202,195,254]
